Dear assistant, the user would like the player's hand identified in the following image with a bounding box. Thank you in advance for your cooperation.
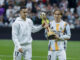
[44,24,49,29]
[19,48,23,53]
[42,22,45,27]
[42,22,49,28]
[54,35,60,40]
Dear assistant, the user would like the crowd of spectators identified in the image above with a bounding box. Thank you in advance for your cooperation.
[0,0,80,29]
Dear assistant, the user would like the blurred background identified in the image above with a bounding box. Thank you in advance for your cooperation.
[0,0,80,60]
[0,0,80,40]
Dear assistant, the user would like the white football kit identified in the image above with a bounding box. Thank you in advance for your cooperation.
[48,20,71,60]
[12,17,43,60]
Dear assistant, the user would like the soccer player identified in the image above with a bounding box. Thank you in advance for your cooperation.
[46,9,71,60]
[12,6,44,60]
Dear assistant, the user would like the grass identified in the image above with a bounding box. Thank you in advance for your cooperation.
[0,40,80,60]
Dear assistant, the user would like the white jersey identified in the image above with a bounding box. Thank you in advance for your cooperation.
[12,17,42,50]
[48,20,71,51]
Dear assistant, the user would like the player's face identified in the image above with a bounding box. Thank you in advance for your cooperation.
[20,9,28,18]
[54,11,62,20]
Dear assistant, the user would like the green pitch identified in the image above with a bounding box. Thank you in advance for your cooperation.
[0,40,80,60]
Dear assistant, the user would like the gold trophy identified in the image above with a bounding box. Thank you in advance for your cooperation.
[40,12,56,40]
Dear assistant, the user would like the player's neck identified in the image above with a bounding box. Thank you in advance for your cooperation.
[55,19,61,23]
[21,16,26,21]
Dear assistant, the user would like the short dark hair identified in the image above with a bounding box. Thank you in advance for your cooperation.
[20,6,26,11]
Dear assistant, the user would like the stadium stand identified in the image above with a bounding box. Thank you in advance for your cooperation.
[0,0,80,40]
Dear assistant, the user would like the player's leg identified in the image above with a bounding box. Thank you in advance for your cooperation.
[58,50,66,60]
[23,48,32,60]
[64,40,67,51]
[13,48,22,60]
[48,51,52,60]
[48,51,57,60]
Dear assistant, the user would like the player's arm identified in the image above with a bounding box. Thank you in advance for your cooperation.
[60,24,71,40]
[31,20,44,33]
[12,22,22,51]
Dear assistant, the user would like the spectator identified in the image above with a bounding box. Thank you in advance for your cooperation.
[26,0,32,10]
[52,3,59,12]
[6,5,15,26]
[0,4,5,27]
[0,0,79,28]
[14,0,21,5]
[0,5,4,16]
[67,9,75,29]
[20,0,26,7]
[8,0,14,6]
[31,1,37,13]
[59,0,68,11]
[74,13,80,28]
[38,1,45,10]
[0,0,4,6]
[77,5,80,17]
[0,16,4,27]
[13,4,20,14]
[46,3,53,11]
[47,11,54,21]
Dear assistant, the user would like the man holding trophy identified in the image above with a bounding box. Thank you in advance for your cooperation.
[40,9,71,60]
[40,12,59,40]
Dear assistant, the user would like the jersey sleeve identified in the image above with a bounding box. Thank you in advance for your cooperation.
[12,22,21,50]
[60,23,71,40]
[31,21,43,33]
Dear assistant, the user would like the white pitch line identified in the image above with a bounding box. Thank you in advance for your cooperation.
[0,55,80,60]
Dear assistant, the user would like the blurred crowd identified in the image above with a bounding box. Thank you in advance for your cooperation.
[0,0,80,29]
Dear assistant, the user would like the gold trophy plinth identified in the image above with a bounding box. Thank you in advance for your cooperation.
[45,25,56,40]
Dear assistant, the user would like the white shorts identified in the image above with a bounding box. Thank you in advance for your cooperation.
[13,44,32,60]
[48,50,66,60]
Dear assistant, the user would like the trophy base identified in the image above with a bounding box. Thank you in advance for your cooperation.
[48,35,56,40]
